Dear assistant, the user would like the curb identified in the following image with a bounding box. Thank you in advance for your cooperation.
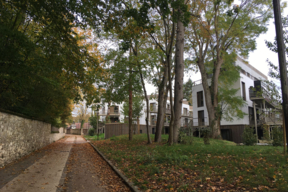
[88,141,141,192]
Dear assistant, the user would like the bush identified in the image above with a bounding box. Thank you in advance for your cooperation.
[242,126,257,145]
[88,128,95,136]
[272,127,283,146]
[262,124,270,141]
[178,128,193,145]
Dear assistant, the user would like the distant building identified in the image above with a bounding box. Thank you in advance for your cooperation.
[98,96,193,134]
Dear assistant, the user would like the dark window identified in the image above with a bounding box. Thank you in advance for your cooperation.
[248,107,254,125]
[198,110,205,126]
[242,82,246,101]
[221,129,232,141]
[197,91,204,107]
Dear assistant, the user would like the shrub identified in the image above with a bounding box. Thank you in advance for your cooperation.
[272,127,283,146]
[242,126,257,145]
[202,127,210,145]
[262,124,270,141]
[178,128,193,145]
[88,128,95,136]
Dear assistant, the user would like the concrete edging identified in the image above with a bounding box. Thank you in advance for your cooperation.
[88,141,141,192]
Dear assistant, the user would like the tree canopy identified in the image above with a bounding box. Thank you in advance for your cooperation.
[0,0,103,126]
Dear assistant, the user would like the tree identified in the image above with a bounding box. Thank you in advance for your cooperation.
[119,0,190,144]
[102,47,143,140]
[186,0,272,139]
[266,15,288,80]
[122,95,144,123]
[183,79,193,106]
[0,0,103,125]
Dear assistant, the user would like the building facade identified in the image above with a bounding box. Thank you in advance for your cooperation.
[192,57,281,143]
[98,96,193,134]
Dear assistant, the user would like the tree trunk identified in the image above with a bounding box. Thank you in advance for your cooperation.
[167,11,176,145]
[129,64,133,141]
[210,58,223,139]
[106,102,111,123]
[167,56,174,145]
[173,12,185,143]
[137,63,152,144]
[155,63,168,142]
[198,58,217,139]
[273,0,288,152]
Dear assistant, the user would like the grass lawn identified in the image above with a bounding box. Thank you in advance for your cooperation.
[84,133,105,140]
[91,134,288,191]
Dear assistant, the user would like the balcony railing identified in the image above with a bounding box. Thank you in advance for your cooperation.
[259,113,282,125]
[181,112,193,117]
[110,110,119,115]
[150,106,157,112]
[166,108,171,114]
[151,120,157,125]
[192,79,202,87]
[249,82,279,107]
[249,111,282,125]
[192,117,209,126]
[99,110,120,115]
[98,111,107,115]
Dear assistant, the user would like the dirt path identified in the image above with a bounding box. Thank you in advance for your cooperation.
[61,136,130,192]
[0,135,131,192]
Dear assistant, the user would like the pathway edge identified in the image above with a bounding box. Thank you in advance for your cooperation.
[87,141,141,192]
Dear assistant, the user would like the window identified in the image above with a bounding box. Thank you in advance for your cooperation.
[242,82,246,101]
[183,108,188,115]
[248,107,254,125]
[197,91,204,107]
[198,110,205,126]
[114,106,119,114]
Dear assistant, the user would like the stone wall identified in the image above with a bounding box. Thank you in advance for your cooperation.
[0,111,65,168]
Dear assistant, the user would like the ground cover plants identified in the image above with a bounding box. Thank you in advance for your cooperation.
[84,133,105,140]
[90,134,288,191]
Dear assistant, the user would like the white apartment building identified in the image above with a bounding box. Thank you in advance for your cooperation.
[192,57,281,143]
[98,96,193,134]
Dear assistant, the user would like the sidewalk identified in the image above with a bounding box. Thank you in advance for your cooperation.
[0,135,130,192]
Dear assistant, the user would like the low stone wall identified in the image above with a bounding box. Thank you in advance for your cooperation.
[0,111,65,168]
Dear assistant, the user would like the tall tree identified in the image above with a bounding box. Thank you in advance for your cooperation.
[186,0,272,138]
[0,0,103,125]
[183,79,193,105]
[122,95,144,122]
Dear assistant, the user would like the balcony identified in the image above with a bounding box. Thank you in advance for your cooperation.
[259,113,282,125]
[150,106,157,113]
[182,111,192,117]
[192,117,209,127]
[98,110,107,116]
[249,111,282,125]
[192,79,202,87]
[110,110,120,115]
[249,81,278,108]
[151,120,157,125]
[166,108,171,114]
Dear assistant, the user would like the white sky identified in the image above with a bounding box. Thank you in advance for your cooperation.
[145,5,288,95]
